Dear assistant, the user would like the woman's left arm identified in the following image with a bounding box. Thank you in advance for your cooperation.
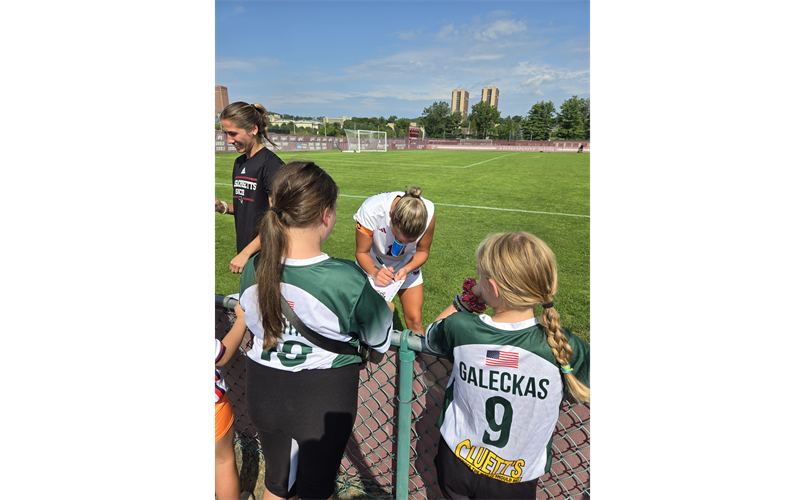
[394,217,435,281]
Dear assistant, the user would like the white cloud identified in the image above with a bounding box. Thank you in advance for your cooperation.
[395,30,418,41]
[234,6,244,14]
[437,23,457,39]
[216,56,281,73]
[473,19,527,41]
[216,59,257,71]
[512,62,590,95]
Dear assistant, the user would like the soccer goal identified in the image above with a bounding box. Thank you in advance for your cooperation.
[343,129,387,153]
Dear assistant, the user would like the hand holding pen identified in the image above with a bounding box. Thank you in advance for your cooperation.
[375,256,396,286]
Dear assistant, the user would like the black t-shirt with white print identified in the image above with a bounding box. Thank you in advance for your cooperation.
[231,147,284,253]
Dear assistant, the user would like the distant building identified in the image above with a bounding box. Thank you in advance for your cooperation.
[451,89,469,121]
[269,116,325,132]
[324,116,350,126]
[480,86,499,110]
[215,86,229,117]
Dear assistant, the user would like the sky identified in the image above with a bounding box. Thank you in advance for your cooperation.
[215,0,589,120]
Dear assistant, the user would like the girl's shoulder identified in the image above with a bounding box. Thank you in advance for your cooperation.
[326,257,369,277]
[285,257,369,290]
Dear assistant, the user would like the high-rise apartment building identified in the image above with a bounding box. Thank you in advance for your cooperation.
[480,86,499,109]
[215,85,229,117]
[451,89,469,121]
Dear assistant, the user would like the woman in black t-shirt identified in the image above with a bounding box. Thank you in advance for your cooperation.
[215,101,285,273]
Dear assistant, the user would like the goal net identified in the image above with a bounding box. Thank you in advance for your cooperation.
[343,129,387,153]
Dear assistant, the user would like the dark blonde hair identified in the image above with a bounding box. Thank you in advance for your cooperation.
[390,186,428,240]
[219,101,278,149]
[476,232,589,403]
[255,162,339,350]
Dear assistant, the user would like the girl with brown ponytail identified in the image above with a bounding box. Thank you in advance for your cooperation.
[424,232,589,499]
[238,162,394,500]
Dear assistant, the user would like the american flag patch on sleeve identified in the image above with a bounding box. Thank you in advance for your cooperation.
[485,350,519,369]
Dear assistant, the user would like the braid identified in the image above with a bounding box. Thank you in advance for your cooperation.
[541,306,589,403]
[541,307,571,364]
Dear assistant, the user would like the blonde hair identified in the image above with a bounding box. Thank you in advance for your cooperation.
[255,162,339,350]
[390,186,428,240]
[219,101,278,149]
[476,232,589,403]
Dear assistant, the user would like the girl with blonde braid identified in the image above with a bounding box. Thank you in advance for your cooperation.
[424,232,589,499]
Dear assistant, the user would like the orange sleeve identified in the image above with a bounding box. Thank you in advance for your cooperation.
[356,222,373,237]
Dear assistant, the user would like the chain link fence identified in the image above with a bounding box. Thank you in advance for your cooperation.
[216,296,589,499]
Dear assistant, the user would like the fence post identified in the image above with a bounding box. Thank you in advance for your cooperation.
[394,329,415,500]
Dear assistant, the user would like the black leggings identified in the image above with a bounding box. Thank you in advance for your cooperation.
[246,358,359,499]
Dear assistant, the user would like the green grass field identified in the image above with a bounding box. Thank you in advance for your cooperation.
[215,149,590,342]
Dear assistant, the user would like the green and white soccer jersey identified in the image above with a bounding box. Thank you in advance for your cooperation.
[241,254,393,371]
[425,312,590,483]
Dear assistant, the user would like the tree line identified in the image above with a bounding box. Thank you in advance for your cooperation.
[214,96,589,141]
[418,96,590,141]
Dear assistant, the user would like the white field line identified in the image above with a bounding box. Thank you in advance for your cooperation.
[456,153,520,168]
[282,152,528,169]
[213,187,588,217]
[337,195,589,218]
[216,152,583,217]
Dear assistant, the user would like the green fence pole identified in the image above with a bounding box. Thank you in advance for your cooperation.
[395,329,415,500]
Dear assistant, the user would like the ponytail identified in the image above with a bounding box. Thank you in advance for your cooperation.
[252,103,278,149]
[256,206,288,350]
[253,161,339,350]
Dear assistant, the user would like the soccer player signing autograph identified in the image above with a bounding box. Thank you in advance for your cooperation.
[353,186,435,334]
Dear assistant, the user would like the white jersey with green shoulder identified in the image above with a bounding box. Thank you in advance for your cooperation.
[425,312,590,483]
[241,254,393,372]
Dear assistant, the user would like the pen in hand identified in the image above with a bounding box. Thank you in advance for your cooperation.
[375,256,395,283]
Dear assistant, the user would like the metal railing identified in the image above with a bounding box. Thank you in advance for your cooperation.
[216,295,589,499]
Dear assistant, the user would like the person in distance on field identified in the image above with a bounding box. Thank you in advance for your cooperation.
[215,102,285,274]
[353,186,435,334]
[424,232,590,499]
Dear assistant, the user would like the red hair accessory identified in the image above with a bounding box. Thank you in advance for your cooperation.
[459,278,487,313]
